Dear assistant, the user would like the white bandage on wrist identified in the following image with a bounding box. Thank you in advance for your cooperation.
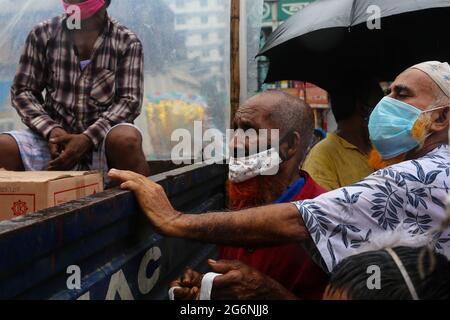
[199,272,222,300]
[168,286,182,301]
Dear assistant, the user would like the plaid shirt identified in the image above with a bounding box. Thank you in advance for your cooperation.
[11,14,144,148]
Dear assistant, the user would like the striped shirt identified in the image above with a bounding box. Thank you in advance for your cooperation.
[11,14,144,148]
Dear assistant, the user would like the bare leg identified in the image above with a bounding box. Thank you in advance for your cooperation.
[105,126,150,177]
[0,134,25,171]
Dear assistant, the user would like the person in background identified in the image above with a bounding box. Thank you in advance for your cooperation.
[302,74,384,190]
[177,91,329,300]
[109,61,450,292]
[0,0,150,180]
[308,128,327,151]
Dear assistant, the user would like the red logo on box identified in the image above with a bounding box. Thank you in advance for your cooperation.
[11,200,29,216]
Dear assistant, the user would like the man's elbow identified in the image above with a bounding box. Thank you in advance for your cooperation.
[272,204,309,243]
[10,86,19,104]
[283,216,309,242]
[134,103,143,118]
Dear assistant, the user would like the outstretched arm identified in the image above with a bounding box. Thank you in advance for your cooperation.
[109,170,309,247]
[171,203,307,247]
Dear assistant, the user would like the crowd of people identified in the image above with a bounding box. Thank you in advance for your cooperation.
[0,0,449,300]
[110,62,450,300]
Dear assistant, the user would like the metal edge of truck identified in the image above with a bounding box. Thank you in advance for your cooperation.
[0,163,227,300]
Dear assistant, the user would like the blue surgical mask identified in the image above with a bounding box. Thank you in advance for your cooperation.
[369,97,449,159]
[369,97,423,160]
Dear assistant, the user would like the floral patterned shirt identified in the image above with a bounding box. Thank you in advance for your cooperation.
[295,145,450,272]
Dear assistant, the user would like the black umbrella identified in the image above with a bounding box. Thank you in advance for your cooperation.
[258,0,450,89]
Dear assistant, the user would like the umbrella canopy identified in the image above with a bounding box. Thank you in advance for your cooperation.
[258,0,450,89]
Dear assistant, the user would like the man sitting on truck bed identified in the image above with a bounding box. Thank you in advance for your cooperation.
[0,0,150,180]
[172,91,329,300]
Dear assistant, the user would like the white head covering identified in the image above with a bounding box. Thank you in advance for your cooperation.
[410,61,450,99]
[409,61,450,215]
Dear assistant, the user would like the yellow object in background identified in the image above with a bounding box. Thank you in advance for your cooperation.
[302,133,374,191]
[146,98,208,158]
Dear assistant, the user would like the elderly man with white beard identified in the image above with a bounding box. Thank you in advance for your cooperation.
[109,61,450,299]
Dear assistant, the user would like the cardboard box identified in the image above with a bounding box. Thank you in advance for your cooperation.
[0,171,103,221]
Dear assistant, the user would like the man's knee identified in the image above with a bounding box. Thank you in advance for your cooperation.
[0,134,24,170]
[0,134,19,155]
[106,126,142,153]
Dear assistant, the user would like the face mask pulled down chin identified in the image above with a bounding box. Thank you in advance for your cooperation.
[63,0,105,21]
[229,147,282,184]
[368,96,438,161]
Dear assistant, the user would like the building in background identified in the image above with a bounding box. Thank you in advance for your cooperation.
[167,0,228,84]
[165,0,230,133]
[113,0,230,159]
[258,0,334,131]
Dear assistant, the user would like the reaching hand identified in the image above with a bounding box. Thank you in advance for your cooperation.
[170,268,204,300]
[209,259,297,300]
[48,133,93,170]
[108,169,181,234]
[208,260,271,300]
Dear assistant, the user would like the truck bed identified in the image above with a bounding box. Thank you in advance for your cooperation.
[0,163,227,300]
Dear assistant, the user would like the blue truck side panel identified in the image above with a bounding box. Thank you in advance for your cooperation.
[0,164,227,300]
